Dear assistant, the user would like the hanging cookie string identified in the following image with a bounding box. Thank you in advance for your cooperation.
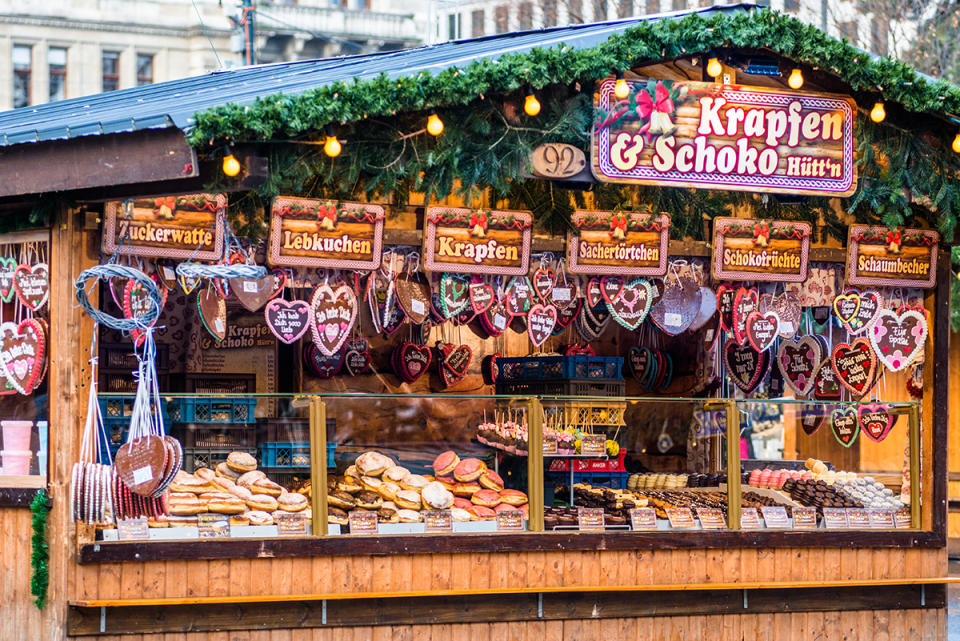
[175,218,265,281]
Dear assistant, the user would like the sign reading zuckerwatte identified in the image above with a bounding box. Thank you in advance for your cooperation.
[591,78,857,197]
[269,197,385,270]
[423,207,532,275]
[102,194,226,260]
[846,225,939,289]
[567,211,670,276]
[713,217,811,282]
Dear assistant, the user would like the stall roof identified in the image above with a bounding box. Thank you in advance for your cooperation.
[0,4,758,147]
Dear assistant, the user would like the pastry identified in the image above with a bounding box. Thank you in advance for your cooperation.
[215,462,240,480]
[466,505,496,520]
[395,489,422,510]
[378,481,400,501]
[213,476,236,492]
[167,516,199,527]
[337,477,363,494]
[226,451,257,473]
[452,482,481,498]
[435,476,456,491]
[383,466,410,484]
[229,515,250,526]
[453,497,473,510]
[168,494,206,516]
[478,469,504,492]
[400,474,428,492]
[328,491,357,509]
[206,495,247,515]
[360,476,383,493]
[194,467,216,482]
[471,489,501,507]
[250,478,284,497]
[433,451,460,477]
[245,510,274,526]
[494,502,521,513]
[355,491,383,510]
[421,481,455,509]
[246,494,279,512]
[453,458,485,482]
[344,465,362,481]
[278,492,309,512]
[450,507,472,522]
[378,507,399,523]
[498,489,528,506]
[397,509,422,523]
[147,518,169,528]
[237,470,266,488]
[229,485,253,501]
[355,451,393,477]
[381,501,399,512]
[170,474,217,495]
[328,507,348,525]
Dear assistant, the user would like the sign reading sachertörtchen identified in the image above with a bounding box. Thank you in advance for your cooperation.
[423,207,532,276]
[269,197,385,270]
[712,217,811,282]
[102,194,225,260]
[591,78,857,197]
[567,211,669,276]
[846,225,939,289]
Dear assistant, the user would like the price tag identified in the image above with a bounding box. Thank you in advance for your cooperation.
[117,517,149,540]
[650,283,659,297]
[215,318,225,333]
[791,507,818,529]
[198,513,230,538]
[577,507,605,531]
[162,266,175,280]
[542,432,558,455]
[739,507,762,529]
[424,510,453,532]
[493,314,507,330]
[845,508,870,528]
[760,506,790,529]
[348,511,378,535]
[893,508,912,528]
[411,299,426,315]
[780,321,795,335]
[866,508,895,529]
[665,507,696,529]
[822,507,849,528]
[496,509,524,531]
[628,507,657,530]
[695,507,726,529]
[277,512,309,536]
[552,287,571,302]
[580,433,605,457]
[242,280,259,293]
[704,328,715,343]
[664,312,683,327]
[132,466,154,485]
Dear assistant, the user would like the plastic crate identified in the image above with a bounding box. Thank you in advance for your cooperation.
[182,427,257,449]
[496,356,622,381]
[98,395,173,427]
[172,397,258,424]
[550,470,630,489]
[259,442,337,468]
[550,450,626,472]
[542,400,626,426]
[182,447,255,472]
[495,379,625,397]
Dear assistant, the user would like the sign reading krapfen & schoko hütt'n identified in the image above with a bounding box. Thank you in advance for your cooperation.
[423,207,532,276]
[591,79,857,197]
[567,211,669,276]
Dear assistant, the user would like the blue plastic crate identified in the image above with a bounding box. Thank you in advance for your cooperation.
[259,442,336,468]
[496,356,622,381]
[173,397,259,424]
[98,394,173,425]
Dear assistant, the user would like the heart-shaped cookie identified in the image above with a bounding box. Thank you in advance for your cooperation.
[303,343,343,378]
[776,336,821,397]
[716,283,736,331]
[600,276,624,304]
[577,301,610,341]
[532,268,555,302]
[310,283,358,356]
[197,288,227,342]
[440,273,471,318]
[440,344,472,388]
[628,346,652,384]
[469,281,495,315]
[812,358,842,400]
[858,403,896,442]
[554,296,582,332]
[125,277,166,347]
[344,337,371,376]
[724,341,768,393]
[506,276,533,318]
[527,303,558,347]
[481,296,510,337]
[746,311,779,353]
[481,353,500,385]
[114,434,167,496]
[831,407,860,447]
[229,274,278,312]
[0,257,17,303]
[831,337,877,397]
[13,263,49,311]
[688,286,717,332]
[833,290,861,326]
[869,309,927,372]
[799,403,829,436]
[586,278,603,308]
[732,287,758,345]
[0,319,45,395]
[649,277,701,336]
[396,342,432,383]
[264,299,311,344]
[848,290,882,334]
[606,279,652,330]
[395,274,432,325]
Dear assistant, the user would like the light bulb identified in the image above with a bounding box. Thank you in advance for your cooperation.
[222,153,241,177]
[870,101,886,123]
[952,133,960,154]
[788,68,803,90]
[427,111,444,136]
[524,92,541,116]
[614,73,630,99]
[324,135,341,158]
[707,57,723,78]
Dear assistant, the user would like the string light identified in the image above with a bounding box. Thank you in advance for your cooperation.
[523,86,541,116]
[426,110,444,136]
[787,68,804,90]
[870,101,886,123]
[952,133,960,154]
[323,125,341,158]
[221,147,241,177]
[614,72,630,99]
[707,57,723,78]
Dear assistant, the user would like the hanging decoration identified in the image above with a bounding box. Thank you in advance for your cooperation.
[830,407,860,447]
[732,287,759,345]
[724,341,769,394]
[264,298,312,344]
[197,287,227,342]
[527,303,558,347]
[745,311,780,353]
[304,343,343,378]
[777,336,821,397]
[310,282,359,356]
[831,337,878,396]
[0,256,17,303]
[394,342,432,383]
[858,403,896,442]
[869,308,928,371]
[13,263,49,312]
[606,278,652,330]
[344,337,372,376]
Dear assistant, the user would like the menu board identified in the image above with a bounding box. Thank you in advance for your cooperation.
[665,507,696,529]
[577,507,605,531]
[580,434,606,457]
[822,507,849,528]
[347,511,378,535]
[629,507,657,530]
[269,198,385,270]
[791,507,818,529]
[695,507,726,529]
[846,225,939,289]
[712,217,811,282]
[423,207,532,276]
[760,506,790,529]
[424,510,453,532]
[198,513,230,538]
[739,507,762,530]
[102,193,226,260]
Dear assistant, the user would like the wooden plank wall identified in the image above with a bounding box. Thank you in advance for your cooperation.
[0,506,44,641]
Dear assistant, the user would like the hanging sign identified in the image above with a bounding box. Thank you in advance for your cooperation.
[846,225,939,289]
[102,194,226,260]
[423,207,532,276]
[566,211,670,276]
[712,218,811,282]
[591,78,857,197]
[269,198,385,270]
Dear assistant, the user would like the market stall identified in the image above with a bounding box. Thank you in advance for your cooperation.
[0,5,956,640]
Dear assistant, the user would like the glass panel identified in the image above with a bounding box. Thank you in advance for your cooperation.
[102,51,119,93]
[136,53,153,86]
[48,47,66,102]
[13,45,30,108]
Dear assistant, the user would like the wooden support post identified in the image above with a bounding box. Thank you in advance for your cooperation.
[910,404,921,529]
[309,397,328,536]
[726,399,741,530]
[527,397,544,532]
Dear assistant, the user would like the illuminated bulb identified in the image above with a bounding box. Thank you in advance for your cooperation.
[788,68,804,90]
[221,152,241,177]
[614,72,630,99]
[870,101,886,123]
[524,92,541,116]
[952,133,960,154]
[426,111,444,136]
[324,135,341,158]
[707,57,723,78]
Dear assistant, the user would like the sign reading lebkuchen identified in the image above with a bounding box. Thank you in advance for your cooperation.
[591,78,857,197]
[712,217,812,282]
[269,197,385,271]
[102,194,226,260]
[567,211,670,276]
[846,225,939,289]
[423,207,532,276]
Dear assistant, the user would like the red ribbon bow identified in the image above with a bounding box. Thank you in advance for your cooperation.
[636,81,674,120]
[318,204,337,222]
[753,222,770,240]
[610,215,628,233]
[886,230,901,245]
[469,211,488,228]
[154,196,175,210]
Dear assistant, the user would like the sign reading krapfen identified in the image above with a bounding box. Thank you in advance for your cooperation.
[846,225,939,289]
[591,79,857,197]
[712,217,811,282]
[423,207,532,276]
[103,194,226,260]
[567,211,670,276]
[269,197,385,270]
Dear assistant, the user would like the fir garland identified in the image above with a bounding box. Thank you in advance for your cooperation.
[30,489,50,610]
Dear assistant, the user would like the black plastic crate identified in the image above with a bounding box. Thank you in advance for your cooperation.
[494,378,626,397]
[258,417,335,442]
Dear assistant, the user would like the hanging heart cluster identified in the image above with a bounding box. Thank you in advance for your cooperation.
[0,243,50,396]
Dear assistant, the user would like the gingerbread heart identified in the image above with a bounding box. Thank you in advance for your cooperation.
[395,274,432,325]
[746,311,779,353]
[799,403,829,436]
[732,287,758,345]
[527,303,558,347]
[554,297,582,331]
[628,346,651,383]
[600,275,624,304]
[550,279,577,310]
[481,353,500,385]
[858,403,896,442]
[481,297,509,336]
[344,337,371,376]
[197,288,227,341]
[813,358,842,400]
[443,344,472,377]
[577,301,610,341]
[772,293,802,338]
[586,278,603,308]
[0,319,45,395]
[833,290,861,326]
[716,283,736,332]
[310,283,358,356]
[606,279,652,330]
[849,290,882,334]
[229,274,278,312]
[869,309,927,372]
[264,299,311,344]
[13,263,49,311]
[440,273,471,318]
[178,272,200,295]
[0,257,17,303]
[396,342,432,383]
[114,434,167,496]
[532,268,555,302]
[689,286,717,332]
[303,343,343,378]
[469,281,495,314]
[724,341,768,393]
[776,336,821,397]
[830,407,860,447]
[506,276,533,317]
[649,277,701,336]
[831,337,877,396]
[125,277,166,347]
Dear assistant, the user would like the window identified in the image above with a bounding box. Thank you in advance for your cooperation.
[447,13,461,39]
[838,21,857,45]
[783,0,799,11]
[518,2,533,29]
[136,53,153,86]
[671,0,684,10]
[645,0,659,13]
[566,0,583,23]
[543,0,558,26]
[102,51,120,93]
[12,45,30,108]
[494,5,509,33]
[593,0,607,20]
[871,17,888,55]
[47,47,66,102]
[471,10,485,37]
[618,0,632,17]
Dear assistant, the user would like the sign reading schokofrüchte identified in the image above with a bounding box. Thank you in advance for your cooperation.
[591,78,857,197]
[423,207,532,275]
[713,217,811,282]
[268,197,385,270]
[102,194,226,260]
[567,211,669,276]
